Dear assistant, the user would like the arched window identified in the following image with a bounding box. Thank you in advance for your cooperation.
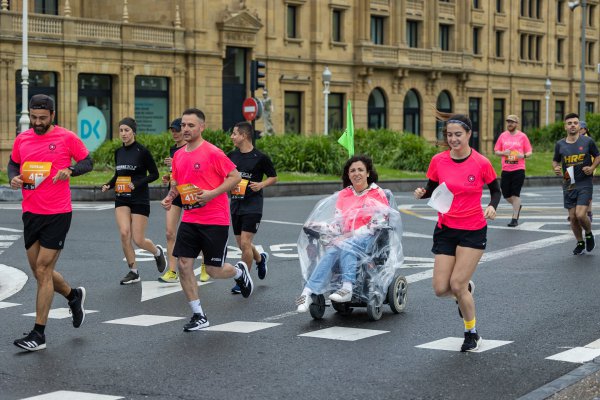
[368,88,387,129]
[403,89,421,135]
[436,90,453,140]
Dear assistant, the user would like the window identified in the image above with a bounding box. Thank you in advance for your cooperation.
[440,24,451,51]
[520,0,541,19]
[473,0,480,9]
[579,101,595,113]
[587,41,595,65]
[557,38,564,63]
[555,100,565,122]
[134,76,169,135]
[407,20,420,48]
[368,88,387,129]
[557,0,564,23]
[468,98,481,151]
[495,30,503,57]
[493,98,505,143]
[496,0,503,13]
[403,89,421,135]
[328,93,344,131]
[473,27,481,55]
[287,5,298,38]
[522,100,540,132]
[34,0,58,15]
[284,91,302,134]
[15,70,57,133]
[520,33,543,61]
[332,9,343,42]
[78,74,112,146]
[588,4,596,28]
[436,91,453,140]
[370,16,385,45]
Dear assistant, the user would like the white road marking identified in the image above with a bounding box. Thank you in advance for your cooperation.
[0,264,28,302]
[20,391,123,400]
[0,235,21,240]
[140,280,212,302]
[103,314,185,326]
[204,321,281,333]
[261,311,300,322]
[262,219,304,226]
[546,347,600,363]
[23,308,99,319]
[416,337,513,352]
[0,301,20,309]
[0,227,23,232]
[298,326,388,341]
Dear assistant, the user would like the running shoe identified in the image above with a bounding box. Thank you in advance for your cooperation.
[586,233,595,252]
[120,270,140,285]
[457,280,475,319]
[573,241,586,256]
[200,264,210,282]
[154,245,167,273]
[329,288,352,303]
[14,330,46,352]
[183,313,210,332]
[68,287,86,328]
[234,261,254,298]
[257,252,269,280]
[231,284,241,294]
[296,294,313,313]
[507,218,518,227]
[460,331,482,352]
[158,270,179,283]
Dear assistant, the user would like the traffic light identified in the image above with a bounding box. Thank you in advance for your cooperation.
[250,60,266,92]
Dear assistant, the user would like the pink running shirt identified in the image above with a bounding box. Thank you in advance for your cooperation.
[171,140,237,225]
[11,126,89,215]
[426,150,497,230]
[335,184,389,233]
[494,130,532,172]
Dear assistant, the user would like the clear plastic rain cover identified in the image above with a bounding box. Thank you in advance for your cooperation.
[297,188,404,302]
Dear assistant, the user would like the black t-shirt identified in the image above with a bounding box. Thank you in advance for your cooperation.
[227,148,277,215]
[106,141,159,204]
[169,144,185,159]
[553,135,600,190]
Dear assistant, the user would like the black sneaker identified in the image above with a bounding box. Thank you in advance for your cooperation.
[14,330,46,352]
[183,313,209,332]
[507,218,518,227]
[68,287,86,328]
[461,331,482,352]
[234,261,254,298]
[257,252,269,280]
[457,281,475,319]
[120,270,140,285]
[154,245,167,273]
[231,284,241,294]
[573,241,586,256]
[586,233,595,252]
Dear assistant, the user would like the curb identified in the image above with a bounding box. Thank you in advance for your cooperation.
[0,176,580,202]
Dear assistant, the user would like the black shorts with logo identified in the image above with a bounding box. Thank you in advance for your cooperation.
[500,170,526,198]
[23,211,72,250]
[231,213,262,235]
[431,225,487,256]
[173,222,229,266]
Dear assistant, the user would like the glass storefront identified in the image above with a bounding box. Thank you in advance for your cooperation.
[135,76,169,134]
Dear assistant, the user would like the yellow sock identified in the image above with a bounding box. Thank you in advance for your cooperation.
[464,318,476,331]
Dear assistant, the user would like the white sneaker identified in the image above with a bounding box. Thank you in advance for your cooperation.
[296,294,313,312]
[329,288,352,303]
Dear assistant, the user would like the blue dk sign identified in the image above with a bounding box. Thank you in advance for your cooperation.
[77,106,107,152]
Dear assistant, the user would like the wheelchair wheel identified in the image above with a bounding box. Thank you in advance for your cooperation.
[388,275,408,314]
[366,294,383,321]
[309,294,326,320]
[331,301,353,316]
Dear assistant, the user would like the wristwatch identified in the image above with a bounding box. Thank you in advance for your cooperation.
[68,166,75,173]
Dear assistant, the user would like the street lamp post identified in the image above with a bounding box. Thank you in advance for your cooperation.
[545,78,551,126]
[18,0,30,133]
[569,0,587,121]
[322,66,331,136]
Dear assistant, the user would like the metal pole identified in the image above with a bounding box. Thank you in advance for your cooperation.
[545,92,550,126]
[580,0,587,120]
[18,0,29,133]
[323,82,329,136]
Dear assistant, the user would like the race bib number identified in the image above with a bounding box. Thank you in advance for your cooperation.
[177,183,203,210]
[231,179,249,199]
[115,176,132,197]
[506,150,519,164]
[22,161,52,190]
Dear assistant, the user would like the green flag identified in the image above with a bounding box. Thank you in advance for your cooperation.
[338,100,354,156]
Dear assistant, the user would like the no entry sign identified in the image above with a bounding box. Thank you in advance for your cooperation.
[242,97,260,121]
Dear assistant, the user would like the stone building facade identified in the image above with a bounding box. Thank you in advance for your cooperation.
[1,0,599,166]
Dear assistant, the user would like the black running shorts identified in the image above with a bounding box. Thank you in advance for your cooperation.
[563,186,593,209]
[231,213,262,235]
[171,194,183,209]
[115,200,150,217]
[431,225,487,256]
[500,170,525,199]
[22,211,72,250]
[173,222,229,266]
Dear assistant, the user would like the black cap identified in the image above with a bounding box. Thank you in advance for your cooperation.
[169,118,182,131]
[118,117,137,133]
[28,94,55,111]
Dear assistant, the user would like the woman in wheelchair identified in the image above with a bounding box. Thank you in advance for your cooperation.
[296,155,390,312]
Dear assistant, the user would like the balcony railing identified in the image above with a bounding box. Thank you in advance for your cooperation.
[407,0,424,14]
[358,43,398,64]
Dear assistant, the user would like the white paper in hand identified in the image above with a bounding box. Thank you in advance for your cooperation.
[427,182,454,214]
[566,166,575,186]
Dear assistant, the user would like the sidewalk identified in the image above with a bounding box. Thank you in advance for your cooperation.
[0,176,567,202]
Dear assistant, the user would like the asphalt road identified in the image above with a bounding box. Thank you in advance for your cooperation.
[0,186,598,400]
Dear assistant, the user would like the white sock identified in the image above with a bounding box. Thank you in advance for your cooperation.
[189,299,203,315]
[154,247,162,256]
[234,265,243,279]
[342,281,352,291]
[130,268,138,274]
